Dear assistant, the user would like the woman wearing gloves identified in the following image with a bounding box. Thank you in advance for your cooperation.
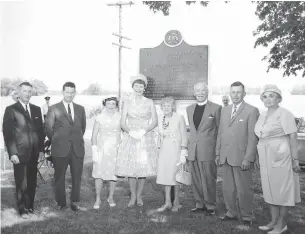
[91,97,121,209]
[156,96,188,212]
[115,74,158,207]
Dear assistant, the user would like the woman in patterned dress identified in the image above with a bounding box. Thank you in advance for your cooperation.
[91,97,121,209]
[156,97,188,212]
[115,74,158,207]
[254,85,301,234]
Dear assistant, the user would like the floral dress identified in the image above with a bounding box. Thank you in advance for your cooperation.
[115,95,158,177]
[92,110,121,180]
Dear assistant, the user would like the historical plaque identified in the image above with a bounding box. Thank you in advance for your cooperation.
[140,30,208,100]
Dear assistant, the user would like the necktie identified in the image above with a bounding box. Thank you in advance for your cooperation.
[68,104,72,120]
[68,104,71,115]
[25,105,31,118]
[231,105,237,119]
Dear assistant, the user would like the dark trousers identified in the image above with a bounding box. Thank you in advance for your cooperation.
[190,160,217,210]
[13,153,38,214]
[53,145,84,206]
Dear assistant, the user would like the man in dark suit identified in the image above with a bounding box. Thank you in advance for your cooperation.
[2,82,45,218]
[45,82,86,211]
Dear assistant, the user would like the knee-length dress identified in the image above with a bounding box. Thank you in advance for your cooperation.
[156,113,188,185]
[254,107,301,206]
[115,96,158,177]
[92,111,121,180]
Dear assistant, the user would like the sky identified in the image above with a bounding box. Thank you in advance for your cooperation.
[1,0,305,94]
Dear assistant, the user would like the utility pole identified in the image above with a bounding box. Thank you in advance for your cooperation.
[107,1,133,101]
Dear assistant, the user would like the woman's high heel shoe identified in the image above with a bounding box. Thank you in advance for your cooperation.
[171,204,182,212]
[157,203,172,212]
[93,201,101,210]
[107,199,116,207]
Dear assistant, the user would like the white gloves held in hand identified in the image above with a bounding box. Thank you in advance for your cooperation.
[92,145,99,164]
[177,149,188,166]
[129,129,146,140]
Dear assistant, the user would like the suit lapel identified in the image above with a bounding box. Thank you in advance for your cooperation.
[60,101,73,123]
[73,103,79,122]
[229,101,245,126]
[197,101,210,131]
[188,104,196,130]
[29,104,35,122]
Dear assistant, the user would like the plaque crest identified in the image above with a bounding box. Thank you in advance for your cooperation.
[164,30,183,47]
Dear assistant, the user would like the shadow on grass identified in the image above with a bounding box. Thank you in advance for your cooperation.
[1,143,305,233]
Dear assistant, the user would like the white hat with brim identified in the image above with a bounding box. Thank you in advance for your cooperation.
[130,74,147,86]
[260,84,282,101]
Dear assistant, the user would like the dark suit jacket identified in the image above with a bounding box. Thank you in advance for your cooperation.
[186,101,222,162]
[45,101,86,158]
[2,101,45,162]
[216,101,259,166]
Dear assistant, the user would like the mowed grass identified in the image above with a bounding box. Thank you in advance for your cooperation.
[1,141,305,234]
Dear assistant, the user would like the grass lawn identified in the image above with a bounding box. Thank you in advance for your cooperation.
[1,140,305,234]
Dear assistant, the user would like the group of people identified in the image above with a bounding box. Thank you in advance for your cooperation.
[2,75,301,234]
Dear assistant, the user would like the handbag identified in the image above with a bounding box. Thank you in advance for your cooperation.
[176,162,192,186]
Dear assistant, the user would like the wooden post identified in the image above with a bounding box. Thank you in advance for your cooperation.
[107,1,133,101]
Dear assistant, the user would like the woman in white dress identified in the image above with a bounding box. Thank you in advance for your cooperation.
[91,97,121,209]
[115,74,158,207]
[156,97,188,212]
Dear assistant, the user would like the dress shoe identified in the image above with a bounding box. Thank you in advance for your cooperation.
[70,204,80,211]
[267,225,288,234]
[137,198,143,207]
[171,204,182,212]
[190,207,207,213]
[107,199,116,207]
[220,215,238,221]
[242,220,252,226]
[206,209,216,216]
[58,205,68,211]
[20,213,29,219]
[157,203,172,212]
[93,201,101,210]
[28,208,34,214]
[259,225,273,231]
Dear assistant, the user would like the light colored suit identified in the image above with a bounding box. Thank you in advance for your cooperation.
[216,101,259,220]
[186,101,221,210]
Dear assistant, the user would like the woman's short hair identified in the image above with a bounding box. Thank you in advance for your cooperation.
[132,79,147,88]
[160,96,176,112]
[102,97,119,107]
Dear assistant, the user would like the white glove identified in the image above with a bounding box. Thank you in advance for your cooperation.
[129,129,146,140]
[92,145,99,163]
[177,149,188,166]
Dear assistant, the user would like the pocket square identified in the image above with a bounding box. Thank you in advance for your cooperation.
[35,117,39,119]
[239,119,244,122]
[208,116,214,119]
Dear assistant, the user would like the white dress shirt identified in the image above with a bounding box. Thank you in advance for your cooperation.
[63,101,74,121]
[19,100,31,117]
[231,101,243,117]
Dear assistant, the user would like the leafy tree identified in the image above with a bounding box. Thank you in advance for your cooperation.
[254,1,305,77]
[143,1,305,77]
[1,78,48,96]
[82,83,102,95]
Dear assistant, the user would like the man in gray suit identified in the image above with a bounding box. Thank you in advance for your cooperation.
[216,81,259,225]
[186,82,222,215]
[45,82,86,211]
